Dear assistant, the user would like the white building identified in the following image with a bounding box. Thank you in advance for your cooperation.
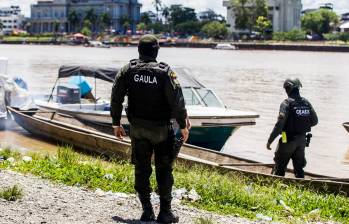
[223,0,302,33]
[0,6,25,34]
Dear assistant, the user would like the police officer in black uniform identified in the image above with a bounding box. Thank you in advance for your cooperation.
[110,34,189,223]
[267,78,318,178]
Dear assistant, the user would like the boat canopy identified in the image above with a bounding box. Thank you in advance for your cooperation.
[58,65,119,83]
[58,65,203,87]
[173,67,204,88]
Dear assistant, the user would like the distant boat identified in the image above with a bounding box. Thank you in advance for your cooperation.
[35,65,259,151]
[344,122,349,134]
[214,43,237,50]
[86,41,110,48]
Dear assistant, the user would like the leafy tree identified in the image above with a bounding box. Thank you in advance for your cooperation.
[100,13,112,30]
[324,32,349,42]
[272,29,306,41]
[81,20,92,36]
[81,27,91,36]
[68,10,80,32]
[137,22,147,31]
[169,5,197,27]
[301,9,339,37]
[148,22,167,34]
[175,21,201,35]
[120,16,131,34]
[202,21,228,39]
[231,0,267,32]
[255,16,271,38]
[84,8,98,31]
[83,20,92,29]
[0,21,3,30]
[140,12,152,25]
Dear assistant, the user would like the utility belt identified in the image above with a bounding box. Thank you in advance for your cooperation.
[281,131,312,147]
[282,132,305,141]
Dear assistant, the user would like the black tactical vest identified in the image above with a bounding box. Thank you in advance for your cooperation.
[125,59,172,123]
[283,98,312,136]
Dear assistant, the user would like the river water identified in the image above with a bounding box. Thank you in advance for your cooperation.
[0,44,348,177]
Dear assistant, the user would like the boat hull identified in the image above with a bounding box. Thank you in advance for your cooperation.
[8,107,349,196]
[36,102,255,151]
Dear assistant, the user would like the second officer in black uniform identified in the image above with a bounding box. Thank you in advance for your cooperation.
[267,78,318,178]
[111,34,189,223]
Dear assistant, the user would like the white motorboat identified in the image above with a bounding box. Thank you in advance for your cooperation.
[86,41,110,48]
[214,43,237,50]
[35,65,259,151]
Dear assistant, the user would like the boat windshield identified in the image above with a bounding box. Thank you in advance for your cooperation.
[182,88,201,106]
[182,87,224,108]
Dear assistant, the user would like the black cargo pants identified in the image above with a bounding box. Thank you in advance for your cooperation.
[273,135,307,178]
[130,123,175,203]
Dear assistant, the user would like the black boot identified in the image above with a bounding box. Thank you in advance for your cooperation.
[139,196,155,222]
[157,200,179,223]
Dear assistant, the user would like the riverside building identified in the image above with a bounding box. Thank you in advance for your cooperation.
[223,0,302,33]
[30,0,141,34]
[0,6,25,34]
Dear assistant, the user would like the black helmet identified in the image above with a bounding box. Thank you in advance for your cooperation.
[283,78,302,90]
[138,34,160,59]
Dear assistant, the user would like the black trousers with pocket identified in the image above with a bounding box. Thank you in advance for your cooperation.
[130,123,175,203]
[273,135,307,178]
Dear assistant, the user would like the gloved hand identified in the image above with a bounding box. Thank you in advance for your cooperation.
[266,142,272,150]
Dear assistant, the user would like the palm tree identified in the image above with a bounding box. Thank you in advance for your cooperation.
[100,13,112,31]
[84,9,98,32]
[162,6,170,24]
[120,16,131,34]
[153,0,162,21]
[68,10,80,33]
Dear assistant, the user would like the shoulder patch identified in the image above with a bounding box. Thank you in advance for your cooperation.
[129,59,139,68]
[170,71,177,79]
[168,70,180,89]
[159,62,169,69]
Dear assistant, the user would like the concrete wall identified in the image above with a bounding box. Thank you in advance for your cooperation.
[223,0,302,34]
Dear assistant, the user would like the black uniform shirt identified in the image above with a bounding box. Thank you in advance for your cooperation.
[110,58,187,129]
[268,97,318,144]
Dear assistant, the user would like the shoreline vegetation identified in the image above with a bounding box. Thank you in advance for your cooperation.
[0,36,349,52]
[0,146,348,223]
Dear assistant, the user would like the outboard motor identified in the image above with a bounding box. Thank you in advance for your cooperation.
[56,84,81,104]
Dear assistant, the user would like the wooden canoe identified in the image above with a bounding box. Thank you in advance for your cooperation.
[8,107,349,195]
[343,122,349,134]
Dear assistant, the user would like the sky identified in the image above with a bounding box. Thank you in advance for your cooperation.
[0,0,348,17]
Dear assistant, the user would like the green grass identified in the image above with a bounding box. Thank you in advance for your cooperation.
[0,185,23,201]
[2,36,55,42]
[0,146,348,223]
